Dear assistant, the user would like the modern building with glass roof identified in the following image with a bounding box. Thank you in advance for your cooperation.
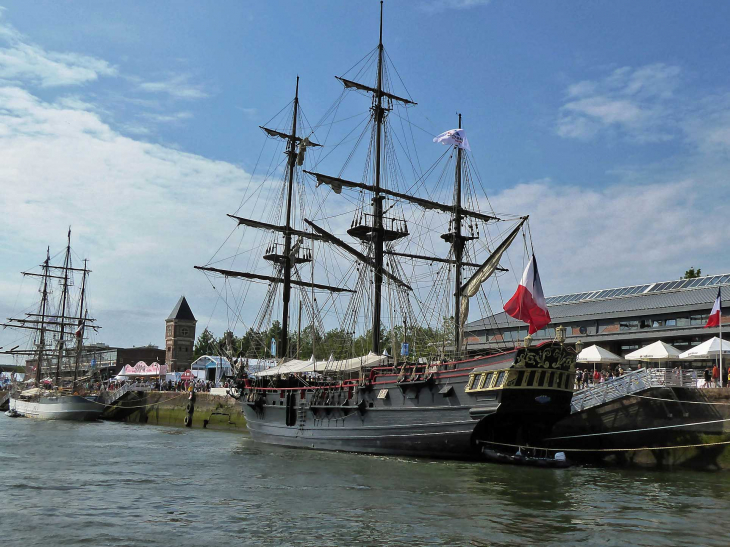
[465,272,729,358]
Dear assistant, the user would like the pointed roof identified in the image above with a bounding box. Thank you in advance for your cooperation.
[167,296,196,321]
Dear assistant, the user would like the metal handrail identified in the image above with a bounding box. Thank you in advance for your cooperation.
[570,368,697,413]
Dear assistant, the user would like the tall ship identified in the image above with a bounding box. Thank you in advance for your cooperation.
[197,2,575,458]
[1,230,103,420]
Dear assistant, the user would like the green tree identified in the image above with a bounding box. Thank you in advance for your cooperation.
[193,328,216,359]
[684,267,701,279]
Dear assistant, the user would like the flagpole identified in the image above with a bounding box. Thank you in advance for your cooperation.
[720,288,723,388]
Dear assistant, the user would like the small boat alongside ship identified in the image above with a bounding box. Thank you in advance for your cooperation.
[1,229,103,421]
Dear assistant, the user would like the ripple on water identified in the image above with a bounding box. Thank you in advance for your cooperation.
[1,415,730,547]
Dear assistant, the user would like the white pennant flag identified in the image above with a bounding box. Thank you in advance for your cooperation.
[433,128,470,151]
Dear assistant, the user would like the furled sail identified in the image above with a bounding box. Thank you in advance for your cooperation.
[458,220,526,346]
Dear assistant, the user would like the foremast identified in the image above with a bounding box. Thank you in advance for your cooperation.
[279,77,301,359]
[195,80,352,360]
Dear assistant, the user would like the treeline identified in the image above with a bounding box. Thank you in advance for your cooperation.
[193,318,456,362]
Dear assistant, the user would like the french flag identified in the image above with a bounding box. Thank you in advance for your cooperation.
[504,255,551,335]
[705,288,722,328]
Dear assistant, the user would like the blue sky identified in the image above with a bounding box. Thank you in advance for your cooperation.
[0,0,728,351]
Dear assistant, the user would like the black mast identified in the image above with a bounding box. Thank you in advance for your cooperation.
[36,248,51,385]
[72,260,88,389]
[453,114,464,354]
[280,77,300,359]
[55,228,72,386]
[371,0,385,354]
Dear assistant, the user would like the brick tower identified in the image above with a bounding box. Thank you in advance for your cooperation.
[165,296,197,372]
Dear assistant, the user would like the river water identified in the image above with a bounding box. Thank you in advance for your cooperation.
[0,416,728,547]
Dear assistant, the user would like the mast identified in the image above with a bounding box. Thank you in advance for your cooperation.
[72,260,88,389]
[453,114,464,354]
[55,227,72,386]
[371,0,385,354]
[36,248,51,385]
[280,77,300,359]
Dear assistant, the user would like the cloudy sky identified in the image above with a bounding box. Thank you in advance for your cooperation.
[0,0,729,353]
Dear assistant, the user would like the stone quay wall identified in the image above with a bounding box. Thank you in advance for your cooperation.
[552,387,730,469]
[102,391,247,432]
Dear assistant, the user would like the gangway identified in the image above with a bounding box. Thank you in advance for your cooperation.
[570,368,697,413]
[0,391,9,409]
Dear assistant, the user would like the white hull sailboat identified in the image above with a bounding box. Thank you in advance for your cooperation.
[1,229,104,421]
[9,394,102,421]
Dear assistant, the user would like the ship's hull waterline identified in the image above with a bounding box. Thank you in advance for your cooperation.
[9,395,103,421]
[242,343,576,459]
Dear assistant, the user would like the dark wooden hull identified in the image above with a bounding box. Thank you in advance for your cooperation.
[242,343,575,459]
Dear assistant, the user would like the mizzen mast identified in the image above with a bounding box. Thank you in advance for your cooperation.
[72,259,88,389]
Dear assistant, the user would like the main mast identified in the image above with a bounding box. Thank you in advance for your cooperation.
[371,0,385,354]
[280,77,300,359]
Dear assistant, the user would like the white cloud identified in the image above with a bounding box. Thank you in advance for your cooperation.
[142,111,194,124]
[557,63,681,143]
[487,174,728,299]
[420,0,490,13]
[0,15,116,87]
[0,85,249,347]
[138,74,208,100]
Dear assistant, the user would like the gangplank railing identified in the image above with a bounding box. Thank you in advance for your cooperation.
[105,382,132,405]
[570,368,697,413]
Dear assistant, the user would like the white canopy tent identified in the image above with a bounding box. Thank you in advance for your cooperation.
[576,345,625,364]
[679,337,730,360]
[625,340,682,367]
[680,337,730,387]
[576,345,626,375]
[255,352,387,377]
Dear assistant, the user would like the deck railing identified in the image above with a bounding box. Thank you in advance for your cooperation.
[570,368,697,413]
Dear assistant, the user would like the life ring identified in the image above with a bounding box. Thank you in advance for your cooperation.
[186,402,194,413]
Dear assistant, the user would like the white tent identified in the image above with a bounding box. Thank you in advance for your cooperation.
[576,344,625,376]
[255,352,387,377]
[576,345,625,364]
[625,340,682,366]
[679,337,730,360]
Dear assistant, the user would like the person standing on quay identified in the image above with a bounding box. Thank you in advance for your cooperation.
[712,364,720,388]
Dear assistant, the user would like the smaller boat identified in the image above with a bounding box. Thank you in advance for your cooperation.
[5,408,20,418]
[481,446,572,468]
[2,230,105,421]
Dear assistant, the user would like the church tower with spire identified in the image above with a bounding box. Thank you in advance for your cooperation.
[165,296,197,372]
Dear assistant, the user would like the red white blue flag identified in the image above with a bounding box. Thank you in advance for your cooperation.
[503,255,551,335]
[705,288,722,328]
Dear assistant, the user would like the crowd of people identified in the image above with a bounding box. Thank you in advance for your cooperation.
[700,364,728,388]
[574,366,626,390]
[575,363,728,390]
[106,377,232,393]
